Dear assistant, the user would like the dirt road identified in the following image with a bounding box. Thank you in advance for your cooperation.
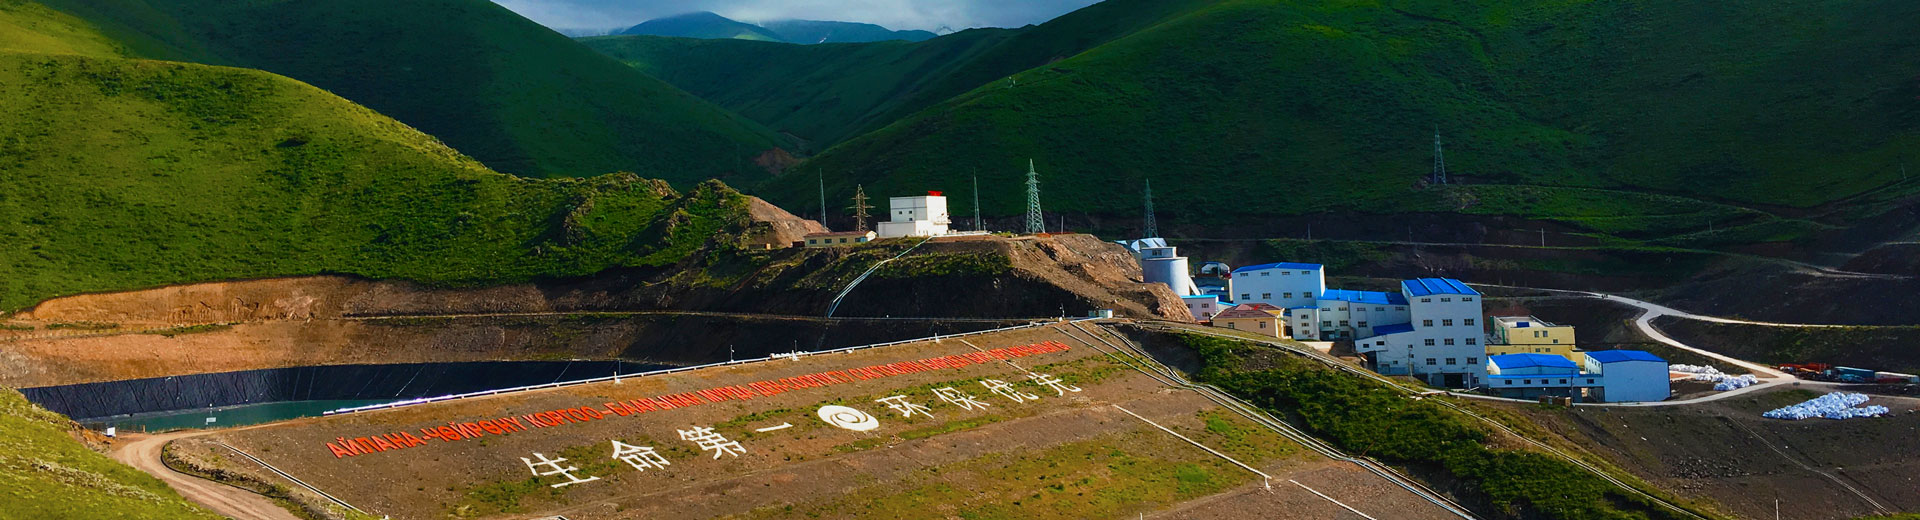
[111,432,301,520]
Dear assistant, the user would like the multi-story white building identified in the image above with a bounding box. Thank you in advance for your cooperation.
[1353,278,1486,387]
[876,192,950,238]
[1286,289,1409,341]
[1583,350,1671,402]
[1182,294,1223,321]
[1228,262,1323,309]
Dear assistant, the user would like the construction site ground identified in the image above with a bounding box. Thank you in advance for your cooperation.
[181,323,1455,519]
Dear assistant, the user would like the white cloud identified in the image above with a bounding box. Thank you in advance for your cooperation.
[492,0,1103,32]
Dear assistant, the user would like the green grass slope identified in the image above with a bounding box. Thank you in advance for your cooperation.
[756,0,1920,234]
[0,388,221,520]
[0,46,754,311]
[582,0,1213,147]
[33,0,789,184]
[760,20,936,44]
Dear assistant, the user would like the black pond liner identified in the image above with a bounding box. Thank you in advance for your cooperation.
[19,360,672,421]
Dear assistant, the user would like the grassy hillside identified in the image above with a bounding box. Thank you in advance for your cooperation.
[583,0,1213,147]
[0,388,221,519]
[761,20,936,44]
[0,31,755,311]
[736,0,1920,240]
[32,0,789,183]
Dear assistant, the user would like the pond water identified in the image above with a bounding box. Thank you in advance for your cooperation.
[86,399,401,433]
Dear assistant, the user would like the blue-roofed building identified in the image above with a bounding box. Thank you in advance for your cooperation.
[1583,350,1670,402]
[1182,294,1223,321]
[1402,278,1479,297]
[1228,262,1324,310]
[1289,289,1412,342]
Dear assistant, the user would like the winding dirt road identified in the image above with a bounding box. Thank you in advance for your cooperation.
[111,432,302,520]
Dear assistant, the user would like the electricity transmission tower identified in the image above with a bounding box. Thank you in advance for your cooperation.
[1142,177,1158,238]
[971,170,983,231]
[1431,127,1449,185]
[849,184,873,231]
[1024,160,1045,234]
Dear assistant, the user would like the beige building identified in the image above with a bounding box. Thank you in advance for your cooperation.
[803,230,875,248]
[1487,316,1583,364]
[1211,303,1285,338]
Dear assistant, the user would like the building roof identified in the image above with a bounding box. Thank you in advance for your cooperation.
[1237,302,1282,311]
[1319,289,1409,305]
[1586,350,1665,364]
[805,230,874,238]
[1489,353,1579,370]
[1113,238,1168,252]
[1493,315,1556,328]
[1214,304,1283,320]
[1232,262,1322,273]
[1372,323,1415,335]
[1180,294,1218,300]
[1402,278,1479,297]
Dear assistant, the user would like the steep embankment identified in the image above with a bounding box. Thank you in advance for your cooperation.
[0,388,220,519]
[740,0,1919,242]
[0,234,1185,386]
[32,0,789,181]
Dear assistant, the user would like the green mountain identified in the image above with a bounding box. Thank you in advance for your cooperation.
[607,0,1920,245]
[0,388,222,519]
[762,20,936,44]
[0,3,755,311]
[582,0,1211,147]
[31,0,789,183]
[617,11,785,42]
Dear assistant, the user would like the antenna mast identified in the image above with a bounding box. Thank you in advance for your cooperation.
[1143,177,1158,238]
[1024,159,1045,234]
[849,184,873,232]
[1431,126,1448,185]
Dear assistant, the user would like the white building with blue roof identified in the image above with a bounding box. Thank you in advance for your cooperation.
[1229,262,1323,310]
[1583,350,1671,402]
[1352,278,1487,387]
[1286,289,1410,341]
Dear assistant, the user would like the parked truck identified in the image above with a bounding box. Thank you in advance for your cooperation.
[1831,366,1878,383]
[1875,371,1919,384]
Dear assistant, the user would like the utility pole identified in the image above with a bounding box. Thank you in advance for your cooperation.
[972,169,983,231]
[1432,126,1448,185]
[818,170,826,228]
[1025,159,1045,235]
[1540,228,1546,247]
[1143,177,1158,238]
[850,184,873,232]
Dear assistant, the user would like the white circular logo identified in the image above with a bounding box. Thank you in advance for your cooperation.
[817,405,880,431]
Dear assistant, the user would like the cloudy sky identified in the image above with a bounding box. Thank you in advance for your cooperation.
[493,0,1104,32]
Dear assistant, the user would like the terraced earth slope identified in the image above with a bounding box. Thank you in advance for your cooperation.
[32,0,789,181]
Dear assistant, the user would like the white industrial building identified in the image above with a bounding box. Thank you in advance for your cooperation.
[1350,278,1487,387]
[1482,350,1670,402]
[1229,262,1324,309]
[1182,294,1222,321]
[1583,350,1671,402]
[876,192,950,238]
[1140,245,1199,296]
[1286,289,1410,341]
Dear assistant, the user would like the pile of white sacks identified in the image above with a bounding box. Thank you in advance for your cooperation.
[1670,364,1759,391]
[1762,392,1890,420]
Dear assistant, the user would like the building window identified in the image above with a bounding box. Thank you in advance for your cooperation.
[1358,321,1368,327]
[1442,319,1453,326]
[1259,322,1267,329]
[1261,272,1270,276]
[1376,306,1385,311]
[1559,379,1568,384]
[1241,294,1250,300]
[1466,338,1478,345]
[1321,308,1331,311]
[1524,379,1533,385]
[1300,271,1310,275]
[1339,320,1349,326]
[1420,298,1431,303]
[1423,339,1435,346]
[1422,320,1433,327]
[1464,318,1475,326]
[1262,293,1271,299]
[1444,338,1455,345]
[1441,297,1451,302]
[1321,321,1332,327]
[1467,357,1477,365]
[1445,358,1457,365]
[1552,339,1560,344]
[1587,379,1595,384]
[1226,323,1236,329]
[1426,358,1437,366]
[1376,340,1386,346]
[1396,306,1406,311]
[808,239,816,244]
[1463,297,1474,302]
[1282,292,1291,299]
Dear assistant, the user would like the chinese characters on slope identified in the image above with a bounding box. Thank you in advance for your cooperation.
[517,372,1082,487]
[323,341,1073,459]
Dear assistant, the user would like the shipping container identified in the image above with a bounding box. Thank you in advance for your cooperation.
[1874,371,1919,383]
[1831,366,1877,382]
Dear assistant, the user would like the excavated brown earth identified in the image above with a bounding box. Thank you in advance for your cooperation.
[1487,388,1920,520]
[0,235,1184,387]
[187,324,1455,520]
